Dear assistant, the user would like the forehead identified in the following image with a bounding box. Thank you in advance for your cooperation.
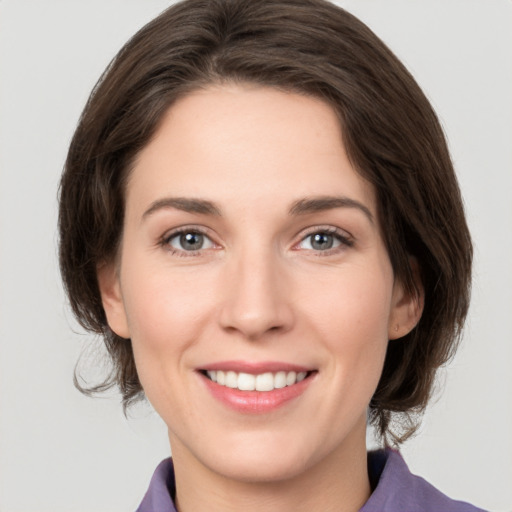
[127,84,376,218]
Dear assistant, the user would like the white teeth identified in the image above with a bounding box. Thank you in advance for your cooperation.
[237,372,256,391]
[255,372,274,391]
[286,371,297,386]
[274,371,287,389]
[204,369,309,391]
[225,371,238,388]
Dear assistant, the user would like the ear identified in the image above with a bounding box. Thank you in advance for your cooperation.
[388,258,424,340]
[97,262,131,339]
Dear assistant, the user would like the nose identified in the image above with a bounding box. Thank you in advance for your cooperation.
[218,248,294,341]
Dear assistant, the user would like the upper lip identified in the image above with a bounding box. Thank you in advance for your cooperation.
[199,360,314,374]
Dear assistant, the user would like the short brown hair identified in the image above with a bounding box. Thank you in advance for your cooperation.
[59,0,472,444]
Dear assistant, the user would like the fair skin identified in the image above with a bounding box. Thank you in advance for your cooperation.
[99,84,422,512]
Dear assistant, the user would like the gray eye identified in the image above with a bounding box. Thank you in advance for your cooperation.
[180,232,204,250]
[310,233,334,250]
[297,231,344,251]
[168,231,214,251]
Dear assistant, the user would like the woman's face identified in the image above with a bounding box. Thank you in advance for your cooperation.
[100,84,417,483]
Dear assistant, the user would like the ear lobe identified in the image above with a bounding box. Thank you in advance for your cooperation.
[97,262,130,339]
[388,259,424,340]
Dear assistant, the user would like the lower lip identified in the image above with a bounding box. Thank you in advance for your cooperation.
[200,373,315,414]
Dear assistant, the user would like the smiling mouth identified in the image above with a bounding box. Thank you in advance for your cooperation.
[201,370,314,392]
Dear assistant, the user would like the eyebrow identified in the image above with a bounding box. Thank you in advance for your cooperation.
[142,197,221,220]
[289,196,374,223]
[142,195,373,223]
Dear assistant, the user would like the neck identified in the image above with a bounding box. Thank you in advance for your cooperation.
[170,420,371,512]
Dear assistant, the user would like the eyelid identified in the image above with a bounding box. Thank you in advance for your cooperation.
[159,225,220,255]
[292,225,354,252]
[158,224,354,256]
[161,224,211,242]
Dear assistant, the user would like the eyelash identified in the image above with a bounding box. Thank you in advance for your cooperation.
[160,226,216,257]
[159,225,354,257]
[294,226,354,255]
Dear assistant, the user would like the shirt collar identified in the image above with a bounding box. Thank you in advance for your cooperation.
[136,458,177,512]
[136,448,484,512]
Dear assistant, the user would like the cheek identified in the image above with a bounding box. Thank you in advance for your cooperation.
[119,266,216,411]
[118,254,230,399]
[302,264,393,387]
[123,268,215,349]
[305,262,393,341]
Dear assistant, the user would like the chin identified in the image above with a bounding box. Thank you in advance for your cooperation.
[210,453,312,484]
[194,432,325,484]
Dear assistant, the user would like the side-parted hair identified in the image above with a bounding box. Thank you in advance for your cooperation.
[59,0,472,444]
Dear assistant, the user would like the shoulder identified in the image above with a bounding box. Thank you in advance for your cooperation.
[361,449,488,512]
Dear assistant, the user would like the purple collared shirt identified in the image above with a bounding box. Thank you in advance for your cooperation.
[136,449,487,512]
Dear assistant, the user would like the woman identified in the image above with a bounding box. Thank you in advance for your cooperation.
[58,0,484,510]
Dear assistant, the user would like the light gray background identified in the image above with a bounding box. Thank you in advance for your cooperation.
[1,1,511,511]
